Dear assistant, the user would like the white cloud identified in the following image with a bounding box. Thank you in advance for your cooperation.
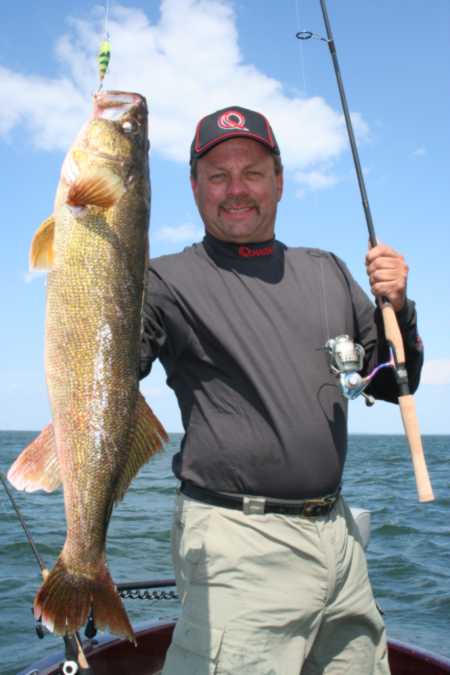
[294,169,339,198]
[421,359,450,385]
[411,146,426,158]
[0,66,89,151]
[156,223,203,243]
[0,0,369,188]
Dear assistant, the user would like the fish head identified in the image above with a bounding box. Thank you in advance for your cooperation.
[31,91,151,270]
[56,91,150,215]
[88,91,149,164]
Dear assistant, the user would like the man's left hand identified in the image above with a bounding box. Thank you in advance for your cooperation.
[365,244,408,313]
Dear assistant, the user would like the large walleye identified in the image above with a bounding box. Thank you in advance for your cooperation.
[8,91,167,642]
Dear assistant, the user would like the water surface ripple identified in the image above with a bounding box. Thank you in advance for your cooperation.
[1,432,449,673]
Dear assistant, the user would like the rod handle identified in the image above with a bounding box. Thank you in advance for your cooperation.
[380,301,434,502]
[380,302,405,362]
[398,395,434,502]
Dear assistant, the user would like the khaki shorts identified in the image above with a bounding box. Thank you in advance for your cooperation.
[161,492,390,675]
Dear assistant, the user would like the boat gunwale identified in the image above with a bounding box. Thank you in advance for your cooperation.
[17,620,450,675]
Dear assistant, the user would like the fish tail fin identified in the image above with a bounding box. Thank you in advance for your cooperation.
[35,554,135,643]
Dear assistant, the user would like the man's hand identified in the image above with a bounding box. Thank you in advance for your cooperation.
[365,244,408,313]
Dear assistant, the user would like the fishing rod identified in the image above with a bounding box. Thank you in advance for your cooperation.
[1,472,48,574]
[296,0,434,503]
[1,472,94,675]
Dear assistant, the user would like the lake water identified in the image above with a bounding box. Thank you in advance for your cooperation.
[1,431,449,674]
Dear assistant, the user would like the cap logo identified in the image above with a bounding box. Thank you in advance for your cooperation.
[217,110,249,131]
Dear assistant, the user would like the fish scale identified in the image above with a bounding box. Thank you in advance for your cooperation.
[8,91,167,642]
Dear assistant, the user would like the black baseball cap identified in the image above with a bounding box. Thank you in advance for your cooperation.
[190,105,280,163]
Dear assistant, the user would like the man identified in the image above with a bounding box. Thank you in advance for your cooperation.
[140,106,423,674]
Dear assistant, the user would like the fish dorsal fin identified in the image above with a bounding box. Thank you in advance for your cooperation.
[30,216,55,270]
[67,167,125,208]
[7,423,61,493]
[113,392,168,504]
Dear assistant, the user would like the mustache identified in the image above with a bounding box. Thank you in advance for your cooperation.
[220,199,258,210]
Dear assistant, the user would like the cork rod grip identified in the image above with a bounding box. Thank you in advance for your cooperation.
[380,300,434,502]
[380,302,405,362]
[399,395,434,502]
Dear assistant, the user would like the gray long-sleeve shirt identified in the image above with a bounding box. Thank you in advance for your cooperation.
[140,234,423,500]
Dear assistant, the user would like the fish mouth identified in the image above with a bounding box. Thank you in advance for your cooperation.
[93,91,147,122]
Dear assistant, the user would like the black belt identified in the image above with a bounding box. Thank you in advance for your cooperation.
[180,482,340,517]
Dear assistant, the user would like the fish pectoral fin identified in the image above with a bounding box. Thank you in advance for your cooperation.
[113,392,169,504]
[30,216,55,270]
[7,423,61,493]
[66,167,125,208]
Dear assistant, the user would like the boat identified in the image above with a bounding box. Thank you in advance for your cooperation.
[18,582,450,675]
[17,625,450,675]
[16,509,450,674]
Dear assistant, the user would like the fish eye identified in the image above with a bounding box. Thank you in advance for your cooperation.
[121,120,137,134]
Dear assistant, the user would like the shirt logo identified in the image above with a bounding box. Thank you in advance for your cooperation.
[238,245,273,258]
[217,110,249,131]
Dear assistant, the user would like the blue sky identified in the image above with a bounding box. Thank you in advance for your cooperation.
[1,0,449,434]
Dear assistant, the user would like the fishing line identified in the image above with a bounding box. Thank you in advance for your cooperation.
[104,0,110,37]
[297,0,434,502]
[294,0,308,95]
[1,472,93,672]
[0,472,48,575]
[97,0,112,90]
[318,256,331,342]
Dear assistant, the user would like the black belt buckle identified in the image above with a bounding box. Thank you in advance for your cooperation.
[302,493,338,517]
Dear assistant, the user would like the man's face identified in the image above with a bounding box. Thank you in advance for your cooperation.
[191,137,283,243]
